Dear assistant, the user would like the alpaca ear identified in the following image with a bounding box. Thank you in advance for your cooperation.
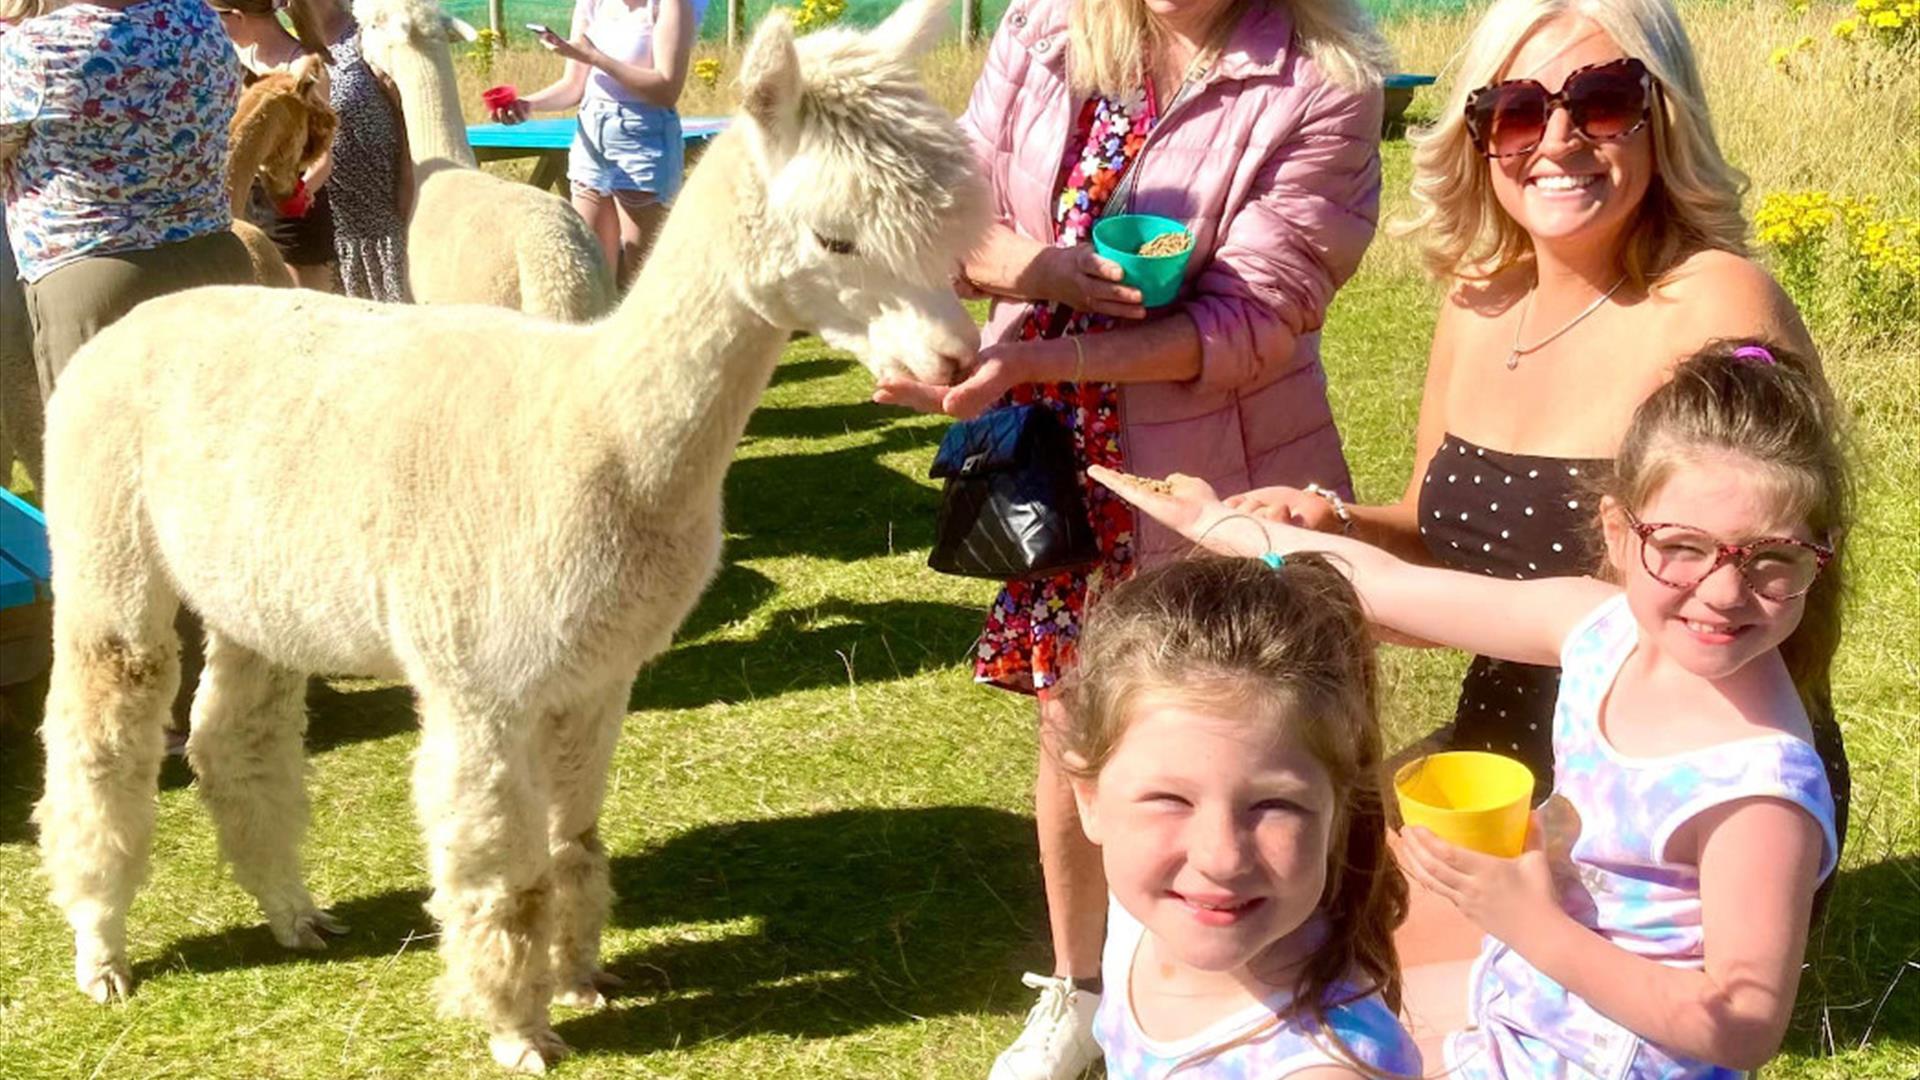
[291,53,322,95]
[739,11,800,153]
[868,0,949,61]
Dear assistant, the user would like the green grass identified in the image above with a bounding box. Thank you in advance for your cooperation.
[3,135,1917,1080]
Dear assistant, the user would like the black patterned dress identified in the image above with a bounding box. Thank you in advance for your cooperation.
[323,25,409,302]
[1418,433,1607,795]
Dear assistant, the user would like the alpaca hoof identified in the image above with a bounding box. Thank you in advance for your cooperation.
[272,908,350,951]
[553,983,605,1010]
[489,1029,570,1073]
[76,956,131,1004]
[555,968,624,1009]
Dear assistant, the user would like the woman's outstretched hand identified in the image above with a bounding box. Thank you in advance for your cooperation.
[1225,484,1345,532]
[1089,467,1276,557]
[871,344,1028,420]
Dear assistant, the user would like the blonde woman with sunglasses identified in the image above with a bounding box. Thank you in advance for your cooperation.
[1223,0,1850,1054]
[1228,0,1844,843]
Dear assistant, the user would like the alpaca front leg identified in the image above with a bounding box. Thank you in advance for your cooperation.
[34,624,181,1003]
[413,691,566,1073]
[544,681,627,1009]
[187,632,343,950]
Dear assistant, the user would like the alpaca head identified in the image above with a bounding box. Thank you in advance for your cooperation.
[352,0,461,54]
[232,55,337,203]
[731,0,988,386]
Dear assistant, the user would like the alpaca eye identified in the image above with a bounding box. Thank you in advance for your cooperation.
[813,230,857,256]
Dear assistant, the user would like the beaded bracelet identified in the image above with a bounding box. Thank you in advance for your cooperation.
[1303,482,1355,535]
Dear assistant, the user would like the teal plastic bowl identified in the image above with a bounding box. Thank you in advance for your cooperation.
[1091,214,1193,307]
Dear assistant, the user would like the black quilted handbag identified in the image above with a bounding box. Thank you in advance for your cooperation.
[926,403,1100,580]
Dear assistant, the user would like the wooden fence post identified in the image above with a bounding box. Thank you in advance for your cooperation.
[727,0,743,48]
[961,0,979,44]
[489,0,505,41]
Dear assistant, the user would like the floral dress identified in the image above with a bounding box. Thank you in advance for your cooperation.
[0,0,239,283]
[974,86,1156,694]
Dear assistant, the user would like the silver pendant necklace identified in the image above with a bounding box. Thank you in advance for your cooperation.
[1506,274,1628,369]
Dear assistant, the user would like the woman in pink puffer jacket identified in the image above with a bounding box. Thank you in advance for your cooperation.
[876,3,1388,1074]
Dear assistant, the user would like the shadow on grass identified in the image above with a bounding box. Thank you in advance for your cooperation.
[131,885,436,985]
[121,805,1046,1057]
[1791,853,1920,1055]
[674,562,779,643]
[768,356,858,390]
[0,676,426,840]
[306,680,418,754]
[0,717,41,845]
[724,419,945,564]
[743,400,906,442]
[630,597,981,711]
[561,804,1042,1054]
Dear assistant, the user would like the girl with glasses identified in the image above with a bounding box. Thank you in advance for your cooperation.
[1092,338,1849,1077]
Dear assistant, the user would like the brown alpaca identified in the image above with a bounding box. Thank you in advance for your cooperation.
[227,56,339,288]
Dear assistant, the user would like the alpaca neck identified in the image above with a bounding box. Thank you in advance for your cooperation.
[383,34,477,168]
[225,100,284,217]
[588,134,789,507]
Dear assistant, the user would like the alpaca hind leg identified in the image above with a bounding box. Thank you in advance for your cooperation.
[544,680,628,1009]
[33,583,181,1002]
[187,632,342,949]
[413,689,565,1073]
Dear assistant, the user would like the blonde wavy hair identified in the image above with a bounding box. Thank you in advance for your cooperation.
[1068,0,1392,98]
[0,0,61,21]
[1400,0,1748,287]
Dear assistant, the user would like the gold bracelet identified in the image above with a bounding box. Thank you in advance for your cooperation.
[1069,333,1086,385]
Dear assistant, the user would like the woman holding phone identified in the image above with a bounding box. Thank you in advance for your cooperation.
[488,0,705,287]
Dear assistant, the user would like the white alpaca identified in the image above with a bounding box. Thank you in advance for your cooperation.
[354,0,615,321]
[34,1,982,1070]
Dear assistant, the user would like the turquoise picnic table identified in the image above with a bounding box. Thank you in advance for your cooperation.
[1383,73,1437,126]
[466,115,731,195]
[0,488,50,689]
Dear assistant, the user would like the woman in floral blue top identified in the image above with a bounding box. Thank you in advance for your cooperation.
[0,0,253,399]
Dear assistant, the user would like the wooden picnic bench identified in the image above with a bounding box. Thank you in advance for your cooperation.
[466,115,731,195]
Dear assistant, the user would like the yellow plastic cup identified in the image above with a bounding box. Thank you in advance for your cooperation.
[1394,751,1535,857]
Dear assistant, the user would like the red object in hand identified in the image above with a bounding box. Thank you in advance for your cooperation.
[277,177,312,218]
[482,84,520,112]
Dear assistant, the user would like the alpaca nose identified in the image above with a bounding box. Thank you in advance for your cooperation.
[866,288,978,385]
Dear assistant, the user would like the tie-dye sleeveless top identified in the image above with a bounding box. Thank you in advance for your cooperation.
[1096,900,1421,1079]
[1447,595,1837,1080]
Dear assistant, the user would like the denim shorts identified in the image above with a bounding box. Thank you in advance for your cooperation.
[568,97,684,200]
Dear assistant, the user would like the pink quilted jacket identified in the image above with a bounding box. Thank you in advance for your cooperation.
[959,0,1384,561]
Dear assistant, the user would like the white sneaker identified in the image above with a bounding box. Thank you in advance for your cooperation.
[988,972,1102,1080]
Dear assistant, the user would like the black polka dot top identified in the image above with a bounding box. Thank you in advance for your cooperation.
[1416,433,1609,794]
